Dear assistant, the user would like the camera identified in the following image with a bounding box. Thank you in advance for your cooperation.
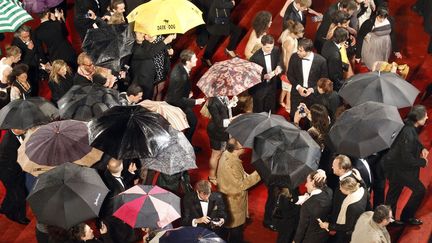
[298,104,307,118]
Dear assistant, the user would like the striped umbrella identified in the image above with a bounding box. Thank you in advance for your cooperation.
[0,0,33,33]
[113,185,181,229]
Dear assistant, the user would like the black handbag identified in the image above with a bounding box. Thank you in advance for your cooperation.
[272,194,284,220]
[214,8,229,25]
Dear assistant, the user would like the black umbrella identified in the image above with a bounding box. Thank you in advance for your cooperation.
[88,106,172,159]
[155,226,226,243]
[339,71,419,108]
[252,125,321,188]
[226,112,297,148]
[329,101,404,158]
[27,163,109,229]
[82,23,134,72]
[0,97,59,129]
[58,85,121,121]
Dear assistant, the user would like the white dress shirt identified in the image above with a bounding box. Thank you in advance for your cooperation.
[192,194,209,227]
[296,52,314,91]
[264,53,272,75]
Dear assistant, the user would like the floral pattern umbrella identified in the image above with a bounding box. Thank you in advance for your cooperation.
[197,57,263,97]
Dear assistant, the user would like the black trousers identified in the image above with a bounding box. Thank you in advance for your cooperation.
[183,107,198,143]
[385,169,426,220]
[203,23,242,59]
[251,88,277,113]
[0,168,27,221]
[263,185,277,226]
[223,224,245,243]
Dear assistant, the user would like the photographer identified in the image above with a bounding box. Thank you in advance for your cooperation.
[182,180,227,237]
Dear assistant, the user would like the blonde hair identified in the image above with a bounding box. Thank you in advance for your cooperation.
[108,12,125,24]
[5,46,21,57]
[49,60,71,84]
[77,52,91,65]
[340,177,360,194]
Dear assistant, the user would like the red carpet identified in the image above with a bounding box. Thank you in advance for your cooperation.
[0,0,432,242]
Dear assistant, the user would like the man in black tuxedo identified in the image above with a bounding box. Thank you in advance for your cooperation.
[166,50,205,144]
[294,171,333,243]
[287,38,328,120]
[249,35,283,113]
[182,180,227,235]
[74,0,105,41]
[314,0,357,53]
[12,25,45,97]
[321,27,349,91]
[0,129,30,225]
[282,0,311,28]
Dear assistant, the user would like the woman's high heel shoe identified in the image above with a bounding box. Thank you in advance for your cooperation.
[225,49,238,58]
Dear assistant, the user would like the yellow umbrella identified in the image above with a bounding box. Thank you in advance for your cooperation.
[127,0,205,36]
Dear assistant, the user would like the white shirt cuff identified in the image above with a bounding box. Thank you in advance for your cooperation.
[223,119,230,127]
[296,85,302,91]
[192,219,198,227]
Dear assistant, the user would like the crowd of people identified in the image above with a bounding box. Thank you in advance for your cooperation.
[0,0,430,242]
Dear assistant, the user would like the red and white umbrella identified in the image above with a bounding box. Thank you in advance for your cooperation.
[113,185,181,229]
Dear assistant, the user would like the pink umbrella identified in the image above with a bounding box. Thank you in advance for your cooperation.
[23,0,63,13]
[197,57,263,97]
[139,100,189,131]
[113,185,181,229]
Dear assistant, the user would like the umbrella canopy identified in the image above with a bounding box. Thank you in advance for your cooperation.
[58,85,121,121]
[252,126,321,188]
[338,71,420,108]
[226,112,297,148]
[141,127,197,175]
[27,163,109,229]
[0,0,32,33]
[0,97,59,129]
[113,185,181,229]
[18,120,103,176]
[151,226,226,243]
[82,23,135,72]
[88,105,172,159]
[127,0,204,36]
[329,101,404,158]
[139,100,189,131]
[197,58,263,97]
[22,0,63,13]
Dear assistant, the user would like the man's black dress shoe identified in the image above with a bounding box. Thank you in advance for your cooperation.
[405,218,423,225]
[202,58,213,67]
[263,223,277,231]
[389,220,404,226]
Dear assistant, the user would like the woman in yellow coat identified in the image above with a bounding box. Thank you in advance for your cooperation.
[217,138,261,243]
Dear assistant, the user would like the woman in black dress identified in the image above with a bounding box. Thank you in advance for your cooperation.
[48,60,74,105]
[8,64,31,100]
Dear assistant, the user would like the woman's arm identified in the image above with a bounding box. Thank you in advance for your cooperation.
[279,0,293,18]
[282,37,295,72]
[244,31,258,60]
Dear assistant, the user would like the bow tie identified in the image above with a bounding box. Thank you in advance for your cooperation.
[264,53,271,56]
[199,199,208,203]
[302,58,311,61]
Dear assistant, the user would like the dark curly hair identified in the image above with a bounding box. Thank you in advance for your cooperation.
[252,11,272,37]
[7,63,28,84]
[68,223,87,241]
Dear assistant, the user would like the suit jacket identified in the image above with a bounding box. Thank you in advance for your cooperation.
[48,73,73,104]
[288,52,328,112]
[182,191,228,228]
[0,130,23,174]
[11,36,44,68]
[74,0,102,39]
[34,21,76,64]
[294,187,333,243]
[314,2,339,53]
[249,47,281,97]
[216,151,260,228]
[165,63,196,109]
[283,2,306,27]
[351,211,391,243]
[101,170,135,217]
[206,0,235,35]
[206,97,230,142]
[321,40,344,91]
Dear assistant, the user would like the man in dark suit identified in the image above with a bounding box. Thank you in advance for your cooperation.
[383,105,428,226]
[294,171,333,243]
[202,0,242,66]
[330,155,370,223]
[287,38,328,120]
[0,129,30,225]
[12,25,45,97]
[182,180,227,235]
[74,0,104,41]
[282,0,311,28]
[119,83,143,106]
[314,0,357,53]
[249,35,283,113]
[321,27,349,91]
[166,50,205,144]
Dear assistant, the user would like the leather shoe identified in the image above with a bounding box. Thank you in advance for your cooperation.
[405,218,423,225]
[202,58,213,67]
[389,220,404,226]
[14,217,30,225]
[224,49,238,58]
[263,223,277,231]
